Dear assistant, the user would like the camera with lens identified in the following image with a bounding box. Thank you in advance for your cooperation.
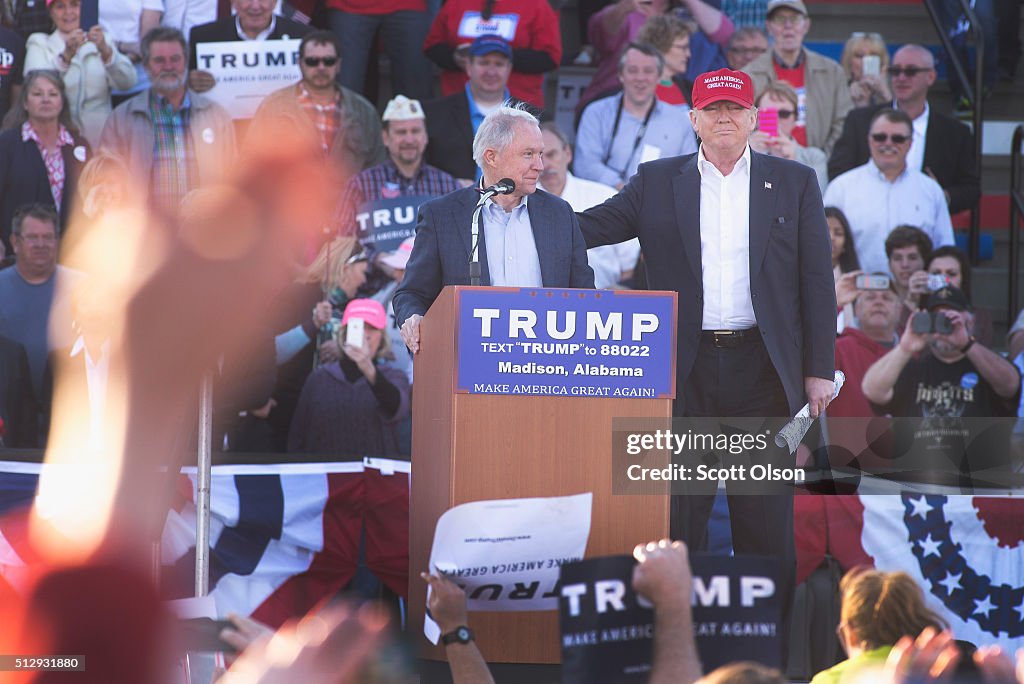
[910,310,954,335]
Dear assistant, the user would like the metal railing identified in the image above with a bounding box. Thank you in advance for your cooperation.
[922,0,985,264]
[1009,126,1024,324]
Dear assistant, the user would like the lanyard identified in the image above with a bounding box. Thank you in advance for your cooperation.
[602,94,657,182]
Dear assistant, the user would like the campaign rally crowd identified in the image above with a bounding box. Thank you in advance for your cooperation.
[1,0,1024,681]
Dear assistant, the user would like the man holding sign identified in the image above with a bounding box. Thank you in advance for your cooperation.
[333,94,460,249]
[187,0,310,94]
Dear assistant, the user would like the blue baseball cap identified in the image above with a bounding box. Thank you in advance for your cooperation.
[469,34,512,59]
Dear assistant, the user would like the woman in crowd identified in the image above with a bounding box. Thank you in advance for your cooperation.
[266,236,369,450]
[423,0,561,108]
[925,245,993,346]
[578,0,732,114]
[827,207,861,334]
[828,206,861,280]
[288,298,410,456]
[811,568,947,684]
[840,31,892,109]
[635,14,692,106]
[749,81,829,192]
[75,150,130,220]
[24,0,135,146]
[98,0,163,103]
[0,69,89,254]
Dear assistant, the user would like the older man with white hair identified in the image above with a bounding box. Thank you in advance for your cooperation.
[393,103,594,353]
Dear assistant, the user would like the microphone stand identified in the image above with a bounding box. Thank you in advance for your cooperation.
[470,189,498,287]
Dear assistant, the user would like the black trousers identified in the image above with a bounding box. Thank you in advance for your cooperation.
[672,330,796,665]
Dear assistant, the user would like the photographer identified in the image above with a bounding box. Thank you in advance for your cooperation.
[919,245,993,347]
[862,286,1020,419]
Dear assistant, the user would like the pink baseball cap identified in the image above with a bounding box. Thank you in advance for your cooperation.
[380,236,415,270]
[691,68,755,110]
[342,298,387,329]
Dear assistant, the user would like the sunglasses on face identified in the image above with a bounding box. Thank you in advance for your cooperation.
[871,132,910,144]
[303,56,338,67]
[345,249,368,265]
[887,66,930,78]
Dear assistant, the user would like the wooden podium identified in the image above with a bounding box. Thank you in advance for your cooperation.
[408,286,674,664]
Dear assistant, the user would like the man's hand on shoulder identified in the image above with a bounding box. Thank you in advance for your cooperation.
[401,314,423,354]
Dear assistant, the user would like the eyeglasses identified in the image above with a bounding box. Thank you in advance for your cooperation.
[16,234,57,244]
[303,56,338,67]
[728,46,767,57]
[871,132,910,144]
[887,66,931,78]
[850,32,883,40]
[768,13,806,27]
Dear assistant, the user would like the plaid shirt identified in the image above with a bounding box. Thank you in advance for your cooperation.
[719,0,767,29]
[334,158,461,236]
[296,83,342,156]
[22,121,74,209]
[149,90,198,215]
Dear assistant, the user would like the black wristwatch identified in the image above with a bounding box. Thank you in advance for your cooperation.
[441,625,474,646]
[960,335,977,354]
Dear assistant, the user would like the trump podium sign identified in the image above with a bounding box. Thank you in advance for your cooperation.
[454,288,677,399]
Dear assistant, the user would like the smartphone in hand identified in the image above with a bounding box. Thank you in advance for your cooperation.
[862,55,880,76]
[855,273,890,290]
[80,0,99,30]
[758,108,778,137]
[347,317,365,349]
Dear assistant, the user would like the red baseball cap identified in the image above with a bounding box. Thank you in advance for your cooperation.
[691,68,755,110]
[342,298,387,329]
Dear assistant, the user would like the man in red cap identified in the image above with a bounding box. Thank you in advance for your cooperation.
[578,67,836,659]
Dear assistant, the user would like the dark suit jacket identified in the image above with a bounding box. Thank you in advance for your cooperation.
[578,152,836,415]
[188,15,311,70]
[393,187,595,325]
[0,127,88,253]
[827,104,980,215]
[0,334,38,448]
[422,91,475,180]
[422,92,529,181]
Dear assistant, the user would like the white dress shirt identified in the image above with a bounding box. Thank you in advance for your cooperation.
[540,172,641,289]
[906,101,929,174]
[69,335,111,453]
[823,159,954,274]
[697,144,756,330]
[482,195,543,287]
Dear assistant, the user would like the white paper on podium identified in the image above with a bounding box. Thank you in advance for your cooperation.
[196,40,301,119]
[424,492,593,643]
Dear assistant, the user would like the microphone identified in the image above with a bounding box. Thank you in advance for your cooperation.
[470,179,516,286]
[481,178,516,196]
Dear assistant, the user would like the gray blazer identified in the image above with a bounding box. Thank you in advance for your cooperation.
[393,187,595,326]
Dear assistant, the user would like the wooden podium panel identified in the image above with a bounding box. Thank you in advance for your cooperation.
[408,287,672,664]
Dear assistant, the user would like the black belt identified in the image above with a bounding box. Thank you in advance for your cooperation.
[700,328,759,348]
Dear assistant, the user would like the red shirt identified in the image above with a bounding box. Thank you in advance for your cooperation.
[423,0,561,108]
[773,58,807,147]
[326,0,425,13]
[655,81,687,106]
